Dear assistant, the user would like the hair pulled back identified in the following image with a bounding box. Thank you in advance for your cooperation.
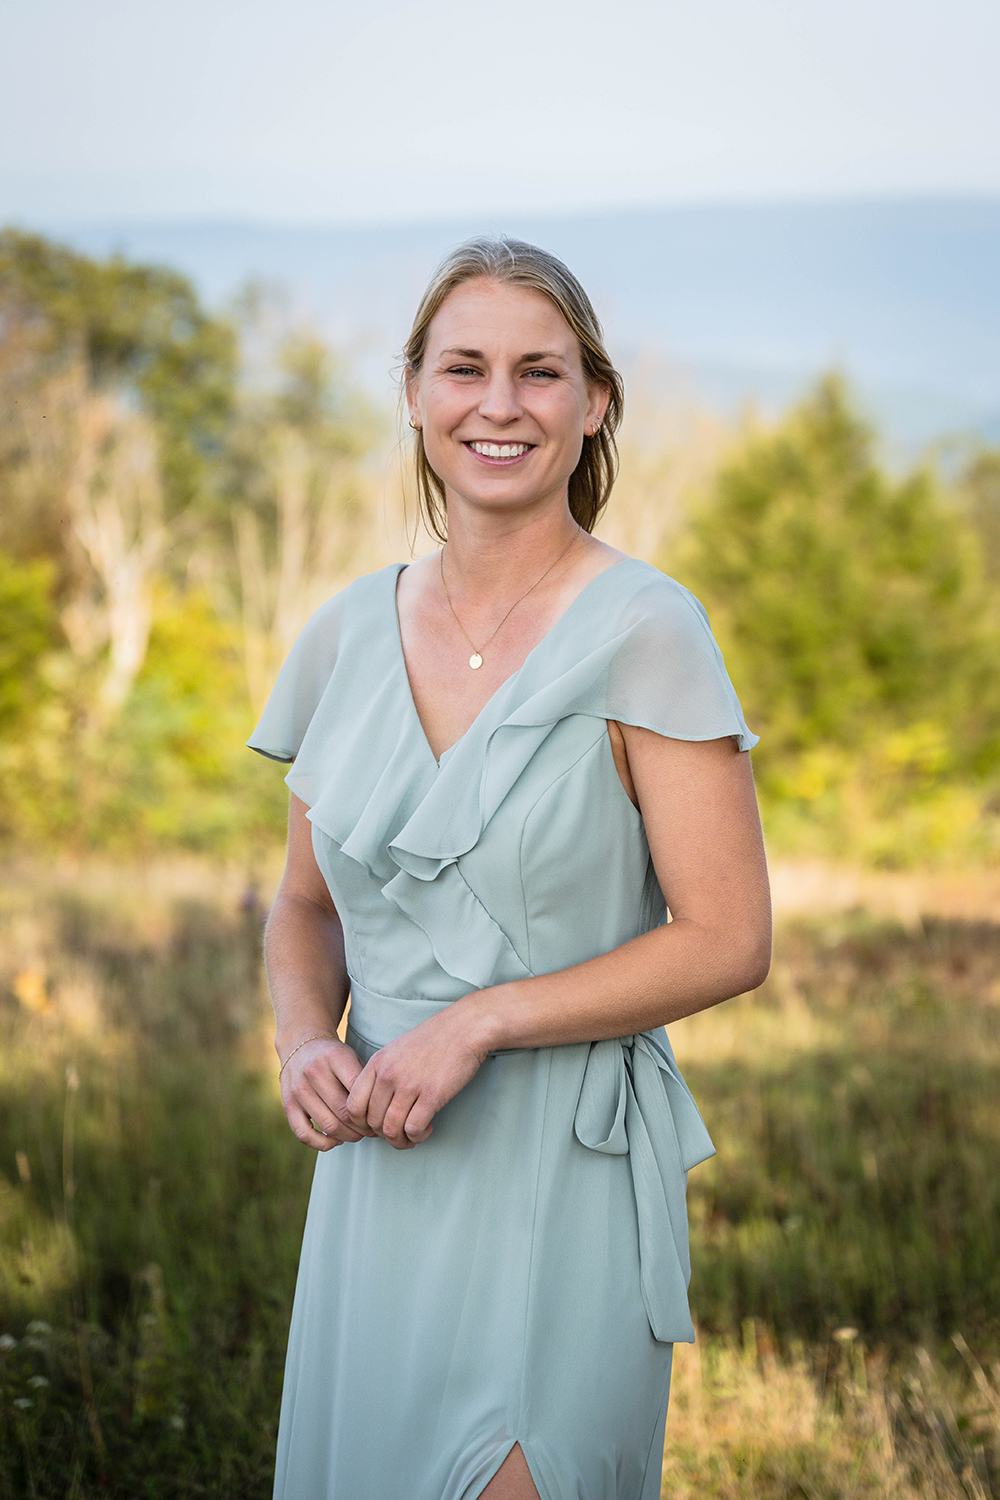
[403,236,624,542]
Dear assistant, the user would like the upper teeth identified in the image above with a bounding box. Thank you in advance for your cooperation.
[471,442,530,459]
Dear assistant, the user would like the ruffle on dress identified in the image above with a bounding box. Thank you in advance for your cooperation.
[249,560,756,996]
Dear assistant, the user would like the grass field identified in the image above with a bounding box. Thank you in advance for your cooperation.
[0,860,998,1498]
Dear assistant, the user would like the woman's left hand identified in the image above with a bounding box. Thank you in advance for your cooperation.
[343,1002,492,1149]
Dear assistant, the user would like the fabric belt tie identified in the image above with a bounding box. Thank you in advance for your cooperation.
[346,984,713,1346]
[573,1033,714,1344]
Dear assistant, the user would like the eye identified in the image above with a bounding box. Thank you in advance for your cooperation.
[447,364,481,377]
[523,367,558,380]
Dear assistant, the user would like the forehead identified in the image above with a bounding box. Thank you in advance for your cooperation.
[426,278,579,357]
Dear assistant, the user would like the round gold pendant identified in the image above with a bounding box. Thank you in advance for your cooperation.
[469,652,483,670]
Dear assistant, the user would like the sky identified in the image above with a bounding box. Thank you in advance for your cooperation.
[2,0,1000,226]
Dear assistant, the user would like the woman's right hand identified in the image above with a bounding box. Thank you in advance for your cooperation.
[280,1037,377,1151]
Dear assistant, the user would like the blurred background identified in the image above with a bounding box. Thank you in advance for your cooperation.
[2,2,999,1496]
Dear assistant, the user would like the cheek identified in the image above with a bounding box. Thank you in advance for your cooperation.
[551,393,590,438]
[423,398,457,446]
[422,386,463,428]
[420,414,460,475]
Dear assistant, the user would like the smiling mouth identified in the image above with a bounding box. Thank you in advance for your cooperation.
[466,441,533,460]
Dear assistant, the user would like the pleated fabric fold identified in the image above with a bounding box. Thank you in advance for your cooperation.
[249,559,756,996]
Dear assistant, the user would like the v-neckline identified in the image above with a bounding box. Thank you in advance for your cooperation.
[391,557,632,768]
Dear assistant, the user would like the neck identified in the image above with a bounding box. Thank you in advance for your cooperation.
[440,504,582,598]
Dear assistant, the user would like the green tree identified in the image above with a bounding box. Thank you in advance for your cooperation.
[957,447,1000,584]
[0,239,387,854]
[675,378,1000,859]
[0,231,239,726]
[0,552,56,733]
[0,227,236,530]
[95,589,287,853]
[0,552,66,844]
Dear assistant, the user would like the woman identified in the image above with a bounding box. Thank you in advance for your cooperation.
[249,236,770,1500]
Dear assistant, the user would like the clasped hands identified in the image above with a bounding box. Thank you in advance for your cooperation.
[279,1003,493,1152]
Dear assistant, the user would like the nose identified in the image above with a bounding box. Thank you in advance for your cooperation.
[477,371,523,426]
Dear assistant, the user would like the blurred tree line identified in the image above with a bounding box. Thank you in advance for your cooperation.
[0,229,386,854]
[1,230,998,864]
[676,378,1000,862]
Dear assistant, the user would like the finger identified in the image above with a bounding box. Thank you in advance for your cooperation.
[331,1101,379,1138]
[300,1045,360,1098]
[361,1071,396,1135]
[402,1100,436,1144]
[298,1049,378,1136]
[327,1046,366,1092]
[379,1089,423,1150]
[319,1100,370,1144]
[362,1069,413,1137]
[306,1095,367,1144]
[283,1099,343,1152]
[344,1058,377,1130]
[287,1078,367,1145]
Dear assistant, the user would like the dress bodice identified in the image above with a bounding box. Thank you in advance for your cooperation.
[249,558,757,1006]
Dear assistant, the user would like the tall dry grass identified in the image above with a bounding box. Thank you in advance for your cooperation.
[0,859,303,1496]
[0,862,998,1497]
[663,1326,1000,1498]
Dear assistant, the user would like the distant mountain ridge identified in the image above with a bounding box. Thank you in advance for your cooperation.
[16,197,1000,452]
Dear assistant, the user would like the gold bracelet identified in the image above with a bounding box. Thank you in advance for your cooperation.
[278,1032,336,1079]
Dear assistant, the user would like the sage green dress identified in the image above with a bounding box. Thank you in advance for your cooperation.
[249,557,757,1500]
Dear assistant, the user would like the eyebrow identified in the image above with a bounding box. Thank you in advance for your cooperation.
[440,346,568,364]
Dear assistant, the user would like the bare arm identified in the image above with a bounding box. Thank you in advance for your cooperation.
[471,727,770,1046]
[346,729,770,1148]
[266,793,374,1151]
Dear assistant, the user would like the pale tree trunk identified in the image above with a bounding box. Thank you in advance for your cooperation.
[235,426,389,712]
[62,385,166,720]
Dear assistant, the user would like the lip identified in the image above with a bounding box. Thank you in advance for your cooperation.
[463,440,535,465]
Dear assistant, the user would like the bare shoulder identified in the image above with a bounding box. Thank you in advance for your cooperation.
[583,535,628,565]
[395,553,439,604]
[575,533,628,577]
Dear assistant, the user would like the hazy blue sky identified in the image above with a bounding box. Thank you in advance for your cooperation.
[3,0,999,224]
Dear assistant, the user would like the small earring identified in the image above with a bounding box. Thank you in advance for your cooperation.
[409,418,421,431]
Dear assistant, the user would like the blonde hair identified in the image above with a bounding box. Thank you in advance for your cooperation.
[403,236,624,542]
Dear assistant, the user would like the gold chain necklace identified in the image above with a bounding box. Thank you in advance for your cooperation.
[439,527,581,670]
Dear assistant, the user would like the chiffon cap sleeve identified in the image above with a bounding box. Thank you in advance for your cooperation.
[599,572,758,751]
[246,592,346,765]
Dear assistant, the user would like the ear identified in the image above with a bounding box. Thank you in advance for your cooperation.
[586,381,611,431]
[404,365,421,428]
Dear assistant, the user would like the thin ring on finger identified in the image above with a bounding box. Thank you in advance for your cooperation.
[306,1112,357,1143]
[300,1084,363,1142]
